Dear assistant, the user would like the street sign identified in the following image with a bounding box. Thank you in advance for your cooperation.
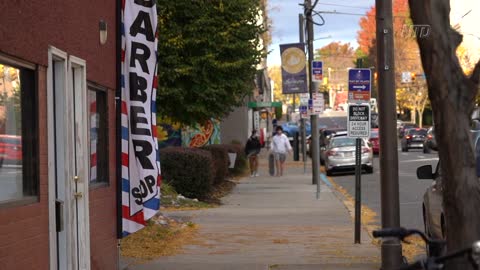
[348,69,371,103]
[254,111,260,130]
[401,71,412,83]
[312,61,323,82]
[308,95,324,115]
[300,105,308,118]
[300,93,310,105]
[348,104,371,138]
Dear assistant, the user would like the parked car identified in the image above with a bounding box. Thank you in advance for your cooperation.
[281,121,311,138]
[416,162,445,255]
[369,128,380,154]
[398,122,418,138]
[371,112,379,128]
[401,128,427,152]
[324,136,373,176]
[306,128,345,162]
[418,130,480,256]
[0,135,22,166]
[423,127,437,153]
[320,130,348,164]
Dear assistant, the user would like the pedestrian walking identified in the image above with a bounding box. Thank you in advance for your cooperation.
[245,130,262,177]
[271,126,292,177]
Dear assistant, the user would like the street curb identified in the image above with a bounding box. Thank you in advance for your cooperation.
[322,168,426,260]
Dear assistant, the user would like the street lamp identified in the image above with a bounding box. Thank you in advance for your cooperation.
[313,35,332,41]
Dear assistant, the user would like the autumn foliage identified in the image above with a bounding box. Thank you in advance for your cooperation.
[357,0,428,125]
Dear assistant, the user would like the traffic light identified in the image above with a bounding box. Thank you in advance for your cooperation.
[411,72,416,82]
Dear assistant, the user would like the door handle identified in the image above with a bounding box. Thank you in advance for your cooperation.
[55,199,64,232]
[74,192,83,199]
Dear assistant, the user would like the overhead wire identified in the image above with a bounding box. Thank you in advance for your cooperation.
[317,3,370,10]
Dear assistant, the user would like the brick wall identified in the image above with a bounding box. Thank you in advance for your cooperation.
[89,89,118,270]
[0,2,119,269]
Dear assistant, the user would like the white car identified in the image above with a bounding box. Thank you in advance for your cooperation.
[324,137,374,176]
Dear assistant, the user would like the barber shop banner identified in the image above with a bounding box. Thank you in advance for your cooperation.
[280,43,308,94]
[121,0,161,236]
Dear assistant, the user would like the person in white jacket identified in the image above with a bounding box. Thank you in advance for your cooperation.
[271,126,292,176]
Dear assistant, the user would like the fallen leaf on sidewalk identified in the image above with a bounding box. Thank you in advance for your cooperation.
[120,215,198,261]
[272,239,289,244]
[326,171,425,261]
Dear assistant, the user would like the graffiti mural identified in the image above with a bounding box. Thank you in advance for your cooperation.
[157,117,182,149]
[182,119,221,147]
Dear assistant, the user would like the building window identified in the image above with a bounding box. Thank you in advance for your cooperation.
[0,62,38,204]
[88,84,108,185]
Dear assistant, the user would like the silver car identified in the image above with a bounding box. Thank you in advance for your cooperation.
[418,130,480,256]
[325,137,374,176]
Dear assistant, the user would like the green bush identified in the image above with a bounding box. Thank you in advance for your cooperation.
[202,145,229,185]
[220,144,248,176]
[160,147,214,199]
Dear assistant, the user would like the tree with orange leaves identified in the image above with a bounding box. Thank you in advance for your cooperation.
[357,0,429,125]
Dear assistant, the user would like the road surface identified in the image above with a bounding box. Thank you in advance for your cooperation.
[318,112,438,230]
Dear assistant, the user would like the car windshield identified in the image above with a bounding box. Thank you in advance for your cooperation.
[330,137,364,147]
[408,129,427,135]
[0,137,21,144]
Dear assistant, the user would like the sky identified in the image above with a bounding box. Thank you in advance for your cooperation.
[451,0,480,63]
[267,0,375,67]
[267,0,480,67]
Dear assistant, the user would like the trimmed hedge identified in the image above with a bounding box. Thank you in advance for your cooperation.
[217,144,248,176]
[202,145,229,185]
[160,147,214,199]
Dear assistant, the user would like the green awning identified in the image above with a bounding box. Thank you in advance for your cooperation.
[248,101,282,108]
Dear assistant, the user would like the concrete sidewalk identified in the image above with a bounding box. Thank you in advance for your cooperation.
[124,159,380,270]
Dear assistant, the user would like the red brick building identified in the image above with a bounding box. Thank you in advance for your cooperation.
[0,1,119,269]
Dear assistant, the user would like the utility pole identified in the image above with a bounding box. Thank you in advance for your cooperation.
[376,0,403,268]
[305,0,320,188]
[299,13,307,173]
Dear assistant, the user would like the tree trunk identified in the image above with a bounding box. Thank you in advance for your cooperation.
[417,108,423,128]
[411,107,416,124]
[409,1,480,269]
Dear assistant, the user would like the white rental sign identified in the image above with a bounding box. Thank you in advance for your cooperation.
[348,104,371,138]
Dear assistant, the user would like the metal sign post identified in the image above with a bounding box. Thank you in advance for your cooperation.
[348,103,371,244]
[354,137,362,244]
[299,105,308,174]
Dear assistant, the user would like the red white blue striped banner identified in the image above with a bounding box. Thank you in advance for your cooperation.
[121,0,161,236]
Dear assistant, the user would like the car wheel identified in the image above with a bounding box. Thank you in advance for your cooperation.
[326,169,333,176]
[423,145,431,154]
[401,146,406,152]
[423,206,435,256]
[366,166,374,174]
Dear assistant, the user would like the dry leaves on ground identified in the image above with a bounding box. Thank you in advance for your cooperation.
[120,215,198,261]
[326,172,425,261]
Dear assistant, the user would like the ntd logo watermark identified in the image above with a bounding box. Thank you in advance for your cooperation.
[401,24,431,38]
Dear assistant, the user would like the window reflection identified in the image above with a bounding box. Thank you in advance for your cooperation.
[0,64,23,202]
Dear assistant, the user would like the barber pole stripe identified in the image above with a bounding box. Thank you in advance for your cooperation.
[90,100,98,182]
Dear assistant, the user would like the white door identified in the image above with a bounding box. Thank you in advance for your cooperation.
[48,47,91,270]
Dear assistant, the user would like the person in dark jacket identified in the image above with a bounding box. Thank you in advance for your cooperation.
[245,130,262,177]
